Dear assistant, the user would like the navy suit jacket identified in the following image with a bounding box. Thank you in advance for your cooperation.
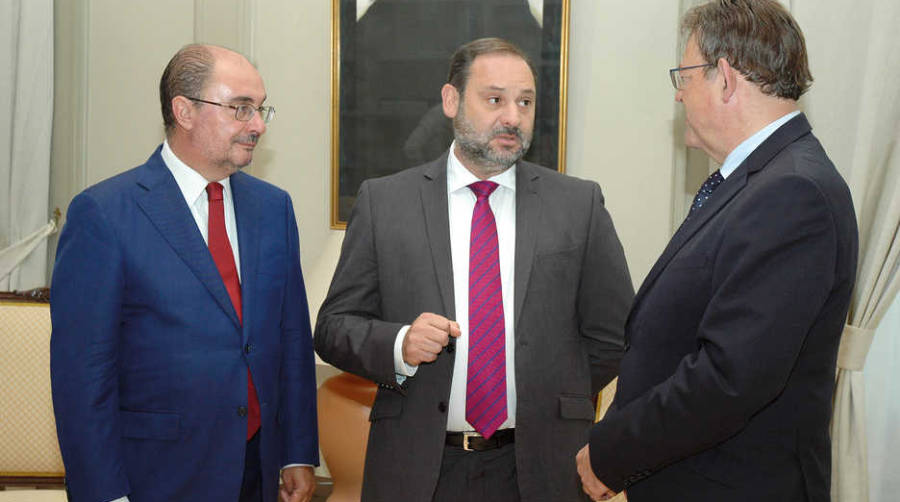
[589,114,858,501]
[50,146,318,502]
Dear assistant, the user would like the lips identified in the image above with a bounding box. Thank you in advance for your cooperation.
[493,132,521,145]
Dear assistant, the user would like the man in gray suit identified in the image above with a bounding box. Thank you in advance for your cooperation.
[315,38,633,501]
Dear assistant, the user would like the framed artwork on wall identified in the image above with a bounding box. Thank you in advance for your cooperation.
[331,0,571,227]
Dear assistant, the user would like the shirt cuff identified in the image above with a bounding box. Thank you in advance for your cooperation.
[108,497,128,502]
[281,463,313,470]
[393,325,418,384]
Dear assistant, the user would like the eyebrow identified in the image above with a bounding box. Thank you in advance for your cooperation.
[484,85,536,96]
[228,95,267,104]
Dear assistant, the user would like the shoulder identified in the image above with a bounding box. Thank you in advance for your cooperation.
[231,170,290,201]
[519,160,602,199]
[755,132,852,212]
[363,157,443,194]
[76,151,161,208]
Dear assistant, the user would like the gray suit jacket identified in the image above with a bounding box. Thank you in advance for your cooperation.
[315,153,633,501]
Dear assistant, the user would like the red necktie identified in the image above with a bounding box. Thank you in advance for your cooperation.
[465,181,507,438]
[206,182,260,440]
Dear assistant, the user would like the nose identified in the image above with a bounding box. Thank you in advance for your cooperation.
[675,88,684,103]
[247,108,267,136]
[499,101,521,128]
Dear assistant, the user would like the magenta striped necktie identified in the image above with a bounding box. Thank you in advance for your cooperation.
[466,180,507,439]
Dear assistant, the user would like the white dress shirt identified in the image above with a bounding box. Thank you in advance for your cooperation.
[161,140,241,277]
[719,110,801,179]
[393,144,518,432]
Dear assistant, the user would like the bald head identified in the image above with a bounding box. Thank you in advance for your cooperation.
[159,44,255,135]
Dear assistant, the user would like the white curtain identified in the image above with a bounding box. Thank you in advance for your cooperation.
[865,297,900,502]
[0,0,54,291]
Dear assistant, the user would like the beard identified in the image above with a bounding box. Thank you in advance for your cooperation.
[453,107,532,177]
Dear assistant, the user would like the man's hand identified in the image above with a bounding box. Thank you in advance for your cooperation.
[576,444,616,501]
[280,466,315,502]
[402,313,461,366]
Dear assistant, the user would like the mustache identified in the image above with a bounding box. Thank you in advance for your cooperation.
[234,134,259,145]
[492,126,524,141]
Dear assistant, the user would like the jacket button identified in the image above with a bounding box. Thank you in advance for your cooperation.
[244,343,252,354]
[438,401,448,413]
[237,406,248,417]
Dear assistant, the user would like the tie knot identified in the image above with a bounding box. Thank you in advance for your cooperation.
[702,170,724,192]
[206,182,224,202]
[469,181,499,200]
[687,169,725,218]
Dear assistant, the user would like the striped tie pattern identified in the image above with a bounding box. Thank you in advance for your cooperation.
[465,180,507,439]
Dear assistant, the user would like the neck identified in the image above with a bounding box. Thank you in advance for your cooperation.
[718,98,799,162]
[167,133,233,182]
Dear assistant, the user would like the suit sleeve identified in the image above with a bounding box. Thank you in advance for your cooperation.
[50,192,130,502]
[579,183,634,394]
[314,180,405,387]
[279,195,320,466]
[589,175,840,491]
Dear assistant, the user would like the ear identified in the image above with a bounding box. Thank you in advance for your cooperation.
[718,57,737,103]
[172,96,196,131]
[441,83,460,119]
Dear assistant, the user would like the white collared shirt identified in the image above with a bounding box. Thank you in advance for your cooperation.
[719,110,801,179]
[160,140,241,280]
[393,143,517,431]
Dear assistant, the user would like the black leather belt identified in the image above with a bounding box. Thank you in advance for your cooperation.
[446,429,515,451]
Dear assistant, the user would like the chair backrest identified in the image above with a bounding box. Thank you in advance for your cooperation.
[0,288,64,488]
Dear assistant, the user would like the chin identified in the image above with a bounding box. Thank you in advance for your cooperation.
[231,154,253,170]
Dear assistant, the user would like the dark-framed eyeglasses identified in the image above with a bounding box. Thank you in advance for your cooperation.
[186,97,275,123]
[669,63,716,90]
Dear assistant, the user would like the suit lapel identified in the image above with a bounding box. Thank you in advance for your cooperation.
[231,172,259,336]
[134,150,242,329]
[420,154,456,319]
[514,162,540,328]
[632,113,814,307]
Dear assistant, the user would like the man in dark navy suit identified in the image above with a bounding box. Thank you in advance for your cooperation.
[51,44,318,502]
[577,1,858,500]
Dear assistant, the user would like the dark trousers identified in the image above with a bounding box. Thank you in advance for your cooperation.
[239,431,263,502]
[432,442,520,502]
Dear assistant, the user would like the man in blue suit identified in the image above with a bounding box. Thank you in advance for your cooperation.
[50,44,318,502]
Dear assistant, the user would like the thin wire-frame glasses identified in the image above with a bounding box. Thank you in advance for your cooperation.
[187,97,275,123]
[669,63,716,90]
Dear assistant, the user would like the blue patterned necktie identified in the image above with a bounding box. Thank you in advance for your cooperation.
[688,170,724,218]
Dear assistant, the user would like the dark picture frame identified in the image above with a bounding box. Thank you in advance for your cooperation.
[331,0,571,228]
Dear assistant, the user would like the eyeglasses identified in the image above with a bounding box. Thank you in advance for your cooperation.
[186,97,276,123]
[669,63,716,90]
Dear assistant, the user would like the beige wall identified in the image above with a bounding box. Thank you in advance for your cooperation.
[50,0,682,319]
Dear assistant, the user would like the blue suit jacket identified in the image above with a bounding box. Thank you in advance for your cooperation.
[50,146,318,502]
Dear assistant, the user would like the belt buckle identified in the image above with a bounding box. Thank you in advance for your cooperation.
[462,431,480,452]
